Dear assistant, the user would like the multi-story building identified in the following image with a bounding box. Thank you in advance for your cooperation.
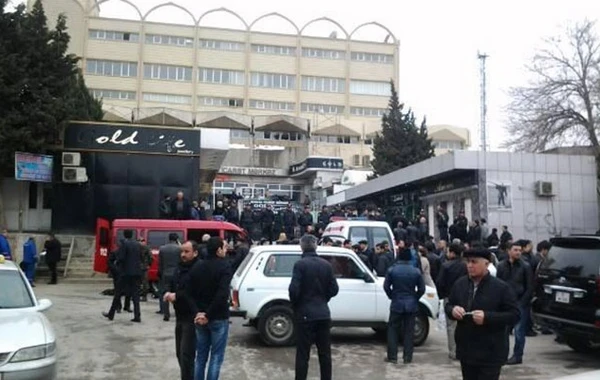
[31,0,399,207]
[429,124,471,155]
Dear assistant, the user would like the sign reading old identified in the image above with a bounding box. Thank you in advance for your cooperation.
[64,122,200,155]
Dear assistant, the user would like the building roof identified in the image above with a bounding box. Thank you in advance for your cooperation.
[313,124,361,137]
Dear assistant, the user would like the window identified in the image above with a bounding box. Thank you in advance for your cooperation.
[302,48,345,60]
[252,44,296,56]
[352,154,360,166]
[541,239,600,278]
[89,29,139,42]
[91,89,136,100]
[349,227,368,245]
[198,68,245,85]
[372,227,391,246]
[433,140,464,150]
[351,107,386,117]
[28,183,38,209]
[362,155,371,167]
[0,271,35,308]
[264,254,301,277]
[301,76,345,93]
[321,255,364,279]
[364,136,374,145]
[115,229,138,246]
[144,64,192,82]
[143,93,191,105]
[301,103,344,114]
[145,34,193,47]
[146,230,184,249]
[86,59,138,77]
[198,96,243,107]
[249,99,295,112]
[42,185,52,209]
[251,72,296,90]
[231,130,250,138]
[351,52,393,64]
[199,39,244,51]
[349,80,391,96]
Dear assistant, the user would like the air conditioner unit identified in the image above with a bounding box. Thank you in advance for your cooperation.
[62,152,81,166]
[62,167,88,183]
[535,181,554,197]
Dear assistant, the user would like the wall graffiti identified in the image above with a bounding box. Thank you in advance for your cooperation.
[524,212,585,236]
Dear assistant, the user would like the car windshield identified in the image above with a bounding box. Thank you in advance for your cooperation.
[0,271,35,308]
[542,239,600,278]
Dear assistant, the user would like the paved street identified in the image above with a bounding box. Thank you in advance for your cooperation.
[35,283,600,380]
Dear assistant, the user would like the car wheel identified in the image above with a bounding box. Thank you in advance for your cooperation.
[565,336,600,354]
[413,311,430,347]
[258,305,295,346]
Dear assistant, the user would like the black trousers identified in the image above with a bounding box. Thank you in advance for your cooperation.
[284,225,295,239]
[295,320,332,380]
[175,317,196,380]
[47,261,58,284]
[108,276,141,320]
[263,225,274,244]
[460,362,501,380]
[387,311,416,362]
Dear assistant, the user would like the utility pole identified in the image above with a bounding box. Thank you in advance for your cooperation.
[478,52,488,151]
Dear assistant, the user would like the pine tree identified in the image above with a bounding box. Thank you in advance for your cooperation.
[370,80,435,177]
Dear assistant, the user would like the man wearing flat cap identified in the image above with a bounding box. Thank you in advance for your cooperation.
[445,248,520,380]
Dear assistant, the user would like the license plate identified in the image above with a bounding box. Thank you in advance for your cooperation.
[555,291,571,304]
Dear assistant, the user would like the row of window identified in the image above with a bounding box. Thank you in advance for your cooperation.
[352,154,372,167]
[433,140,465,150]
[88,30,394,64]
[86,59,391,96]
[312,135,361,144]
[229,129,375,145]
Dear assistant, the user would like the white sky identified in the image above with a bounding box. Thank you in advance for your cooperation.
[12,0,600,150]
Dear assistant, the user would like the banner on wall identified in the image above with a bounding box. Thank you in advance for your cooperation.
[487,180,512,211]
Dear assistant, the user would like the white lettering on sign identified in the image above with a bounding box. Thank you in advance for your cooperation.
[174,140,185,148]
[96,130,139,145]
[220,166,283,176]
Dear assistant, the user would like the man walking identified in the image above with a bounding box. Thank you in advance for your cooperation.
[159,233,182,322]
[103,229,143,322]
[497,242,534,365]
[445,248,520,380]
[163,240,199,380]
[0,228,11,261]
[384,248,426,364]
[289,234,339,380]
[187,237,232,380]
[44,233,62,285]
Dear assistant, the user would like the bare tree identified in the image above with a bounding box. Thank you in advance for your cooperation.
[504,20,600,172]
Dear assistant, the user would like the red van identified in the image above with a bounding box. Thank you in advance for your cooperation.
[94,218,246,282]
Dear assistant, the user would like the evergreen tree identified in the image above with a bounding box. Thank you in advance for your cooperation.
[370,80,435,177]
[0,0,102,223]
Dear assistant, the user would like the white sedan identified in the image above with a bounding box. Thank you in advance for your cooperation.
[0,256,57,380]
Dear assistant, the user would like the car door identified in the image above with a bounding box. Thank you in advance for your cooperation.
[321,253,377,321]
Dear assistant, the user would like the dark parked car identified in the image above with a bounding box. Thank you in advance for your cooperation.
[532,236,600,353]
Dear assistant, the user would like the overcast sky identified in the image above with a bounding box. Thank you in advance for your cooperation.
[13,0,600,150]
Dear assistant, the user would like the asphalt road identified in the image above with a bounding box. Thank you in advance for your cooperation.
[33,283,600,380]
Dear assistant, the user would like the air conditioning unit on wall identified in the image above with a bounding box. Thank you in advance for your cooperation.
[62,167,88,183]
[62,152,81,166]
[535,181,554,197]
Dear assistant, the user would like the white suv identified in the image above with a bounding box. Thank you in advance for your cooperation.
[230,245,439,346]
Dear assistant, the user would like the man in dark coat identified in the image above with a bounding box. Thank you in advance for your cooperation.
[158,233,182,321]
[282,204,297,240]
[163,240,199,380]
[445,248,520,380]
[297,206,314,236]
[436,206,450,242]
[261,204,276,244]
[103,229,143,322]
[384,248,426,364]
[44,233,62,285]
[171,191,192,220]
[496,242,534,365]
[289,234,339,380]
[240,204,254,235]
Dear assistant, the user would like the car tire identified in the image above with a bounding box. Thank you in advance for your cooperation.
[413,311,430,347]
[258,305,296,346]
[565,336,600,354]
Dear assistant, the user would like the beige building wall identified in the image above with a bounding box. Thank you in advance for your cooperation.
[429,124,472,156]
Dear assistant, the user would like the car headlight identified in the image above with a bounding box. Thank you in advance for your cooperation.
[10,342,56,362]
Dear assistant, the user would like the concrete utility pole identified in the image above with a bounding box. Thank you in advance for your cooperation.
[478,52,488,151]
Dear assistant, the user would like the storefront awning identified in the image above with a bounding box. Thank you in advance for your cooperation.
[313,124,360,137]
[254,115,308,133]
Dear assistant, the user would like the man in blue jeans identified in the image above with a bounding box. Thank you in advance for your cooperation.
[186,236,232,380]
[496,242,534,365]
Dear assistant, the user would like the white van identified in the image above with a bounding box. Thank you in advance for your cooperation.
[321,219,395,252]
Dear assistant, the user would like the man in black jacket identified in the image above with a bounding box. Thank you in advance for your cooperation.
[496,242,534,365]
[261,204,276,244]
[282,204,297,240]
[445,248,520,380]
[164,240,199,380]
[436,243,467,359]
[158,233,182,321]
[103,230,143,322]
[297,206,314,236]
[186,237,232,380]
[44,233,62,285]
[289,234,339,380]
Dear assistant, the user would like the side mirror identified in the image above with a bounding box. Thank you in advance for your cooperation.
[36,298,53,312]
[363,272,375,283]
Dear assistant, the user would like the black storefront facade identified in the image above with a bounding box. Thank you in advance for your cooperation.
[52,122,200,233]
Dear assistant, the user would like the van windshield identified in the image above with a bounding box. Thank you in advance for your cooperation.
[542,239,600,278]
